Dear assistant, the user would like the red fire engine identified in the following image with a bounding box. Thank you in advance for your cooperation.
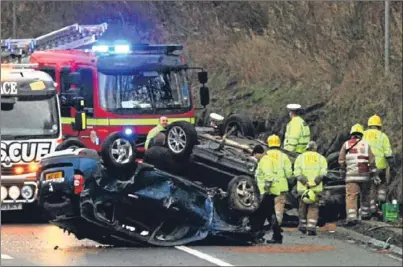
[1,23,210,157]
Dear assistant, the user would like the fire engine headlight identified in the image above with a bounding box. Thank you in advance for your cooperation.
[1,186,8,201]
[21,185,34,200]
[8,186,20,200]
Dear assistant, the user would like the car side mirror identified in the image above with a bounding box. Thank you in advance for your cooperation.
[200,86,210,107]
[68,72,82,86]
[72,110,87,132]
[198,71,208,84]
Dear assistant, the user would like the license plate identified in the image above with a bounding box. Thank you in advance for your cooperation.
[1,203,23,211]
[45,171,63,180]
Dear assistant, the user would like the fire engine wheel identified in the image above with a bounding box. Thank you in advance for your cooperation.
[101,132,137,170]
[166,121,198,158]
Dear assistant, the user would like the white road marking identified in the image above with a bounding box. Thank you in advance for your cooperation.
[175,245,234,266]
[1,254,13,260]
[387,254,402,262]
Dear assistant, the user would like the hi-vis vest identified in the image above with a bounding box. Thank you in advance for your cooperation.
[343,139,371,182]
[145,124,165,150]
[294,151,327,193]
[363,129,393,170]
[283,116,310,153]
[255,149,292,196]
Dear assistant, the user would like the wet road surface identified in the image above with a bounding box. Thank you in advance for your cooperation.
[1,219,402,266]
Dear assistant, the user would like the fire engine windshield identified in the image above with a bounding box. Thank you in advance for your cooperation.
[1,95,60,140]
[98,69,191,114]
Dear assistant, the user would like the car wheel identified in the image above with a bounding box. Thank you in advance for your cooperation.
[101,131,137,171]
[222,113,255,138]
[55,138,86,151]
[166,121,198,158]
[227,175,260,214]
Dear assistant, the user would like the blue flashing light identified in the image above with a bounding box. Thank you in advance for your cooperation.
[124,128,133,136]
[92,45,109,53]
[114,44,131,54]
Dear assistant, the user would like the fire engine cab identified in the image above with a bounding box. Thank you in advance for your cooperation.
[1,23,210,159]
[0,64,86,212]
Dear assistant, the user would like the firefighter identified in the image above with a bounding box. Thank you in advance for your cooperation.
[338,123,377,225]
[251,144,265,162]
[283,104,311,154]
[251,135,291,244]
[294,141,328,236]
[363,115,394,214]
[145,116,169,150]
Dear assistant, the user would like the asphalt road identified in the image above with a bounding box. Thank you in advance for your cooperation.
[1,216,402,267]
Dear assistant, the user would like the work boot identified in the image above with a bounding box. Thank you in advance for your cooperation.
[343,220,359,226]
[298,226,307,234]
[307,230,317,236]
[266,235,283,244]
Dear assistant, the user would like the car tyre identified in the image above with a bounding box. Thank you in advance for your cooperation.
[227,175,260,214]
[166,121,198,158]
[101,131,137,172]
[222,113,255,138]
[55,138,86,151]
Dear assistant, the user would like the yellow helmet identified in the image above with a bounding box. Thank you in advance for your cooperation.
[350,123,364,135]
[267,134,281,147]
[301,189,316,204]
[368,115,382,127]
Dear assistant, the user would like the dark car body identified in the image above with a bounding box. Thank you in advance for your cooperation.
[37,148,258,246]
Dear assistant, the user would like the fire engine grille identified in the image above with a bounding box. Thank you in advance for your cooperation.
[1,164,32,176]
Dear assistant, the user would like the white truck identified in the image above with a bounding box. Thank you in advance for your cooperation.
[1,64,63,212]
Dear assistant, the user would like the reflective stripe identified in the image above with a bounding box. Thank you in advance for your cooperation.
[348,209,356,213]
[361,206,369,210]
[308,219,317,223]
[348,214,357,219]
[61,117,195,126]
[370,200,375,204]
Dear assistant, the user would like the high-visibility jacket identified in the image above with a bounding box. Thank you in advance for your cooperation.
[338,138,376,183]
[294,151,327,193]
[145,124,166,150]
[363,129,393,170]
[283,116,310,153]
[255,148,293,196]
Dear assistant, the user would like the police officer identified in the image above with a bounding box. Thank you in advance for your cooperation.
[251,135,292,244]
[294,141,328,236]
[363,115,394,215]
[338,124,377,225]
[283,104,311,154]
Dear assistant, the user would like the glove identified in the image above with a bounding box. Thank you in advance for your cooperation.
[386,157,395,170]
[372,175,382,185]
[314,175,324,185]
[264,180,272,191]
[297,176,308,185]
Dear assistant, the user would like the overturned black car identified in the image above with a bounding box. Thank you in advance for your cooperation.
[37,144,264,246]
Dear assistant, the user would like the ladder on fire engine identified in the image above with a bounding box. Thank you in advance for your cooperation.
[1,23,108,63]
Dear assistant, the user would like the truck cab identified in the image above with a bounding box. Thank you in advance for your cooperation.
[0,65,63,211]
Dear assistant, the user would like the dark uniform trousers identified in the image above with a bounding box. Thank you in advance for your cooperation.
[250,193,283,241]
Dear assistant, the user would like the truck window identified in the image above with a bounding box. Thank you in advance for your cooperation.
[60,67,71,117]
[77,68,94,116]
[39,66,56,82]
